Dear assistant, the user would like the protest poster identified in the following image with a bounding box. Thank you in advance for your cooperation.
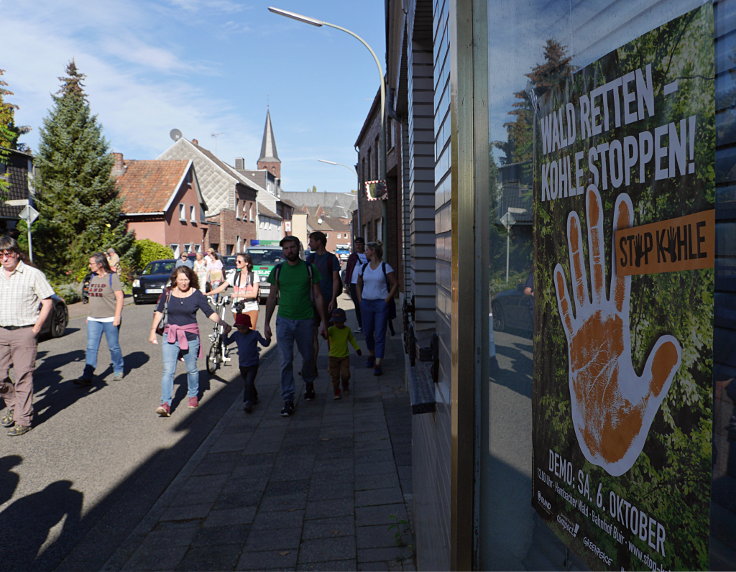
[531,4,715,570]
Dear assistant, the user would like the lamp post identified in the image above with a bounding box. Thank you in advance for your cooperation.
[318,159,360,238]
[318,159,356,176]
[268,6,386,240]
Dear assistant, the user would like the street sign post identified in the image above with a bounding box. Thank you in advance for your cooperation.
[17,204,39,262]
[500,210,516,283]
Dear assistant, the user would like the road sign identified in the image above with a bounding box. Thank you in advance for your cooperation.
[18,204,39,224]
[5,199,29,207]
[500,211,516,229]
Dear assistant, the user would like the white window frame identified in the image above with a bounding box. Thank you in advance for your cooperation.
[178,203,186,221]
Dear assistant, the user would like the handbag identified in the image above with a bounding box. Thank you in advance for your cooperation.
[155,290,171,335]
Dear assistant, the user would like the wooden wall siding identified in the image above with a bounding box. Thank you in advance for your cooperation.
[411,0,454,569]
[408,46,438,330]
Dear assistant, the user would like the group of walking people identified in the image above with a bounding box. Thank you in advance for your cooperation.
[264,233,397,416]
[0,234,397,435]
[176,248,225,294]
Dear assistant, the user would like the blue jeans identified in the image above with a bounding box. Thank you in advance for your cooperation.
[276,317,316,403]
[84,319,124,378]
[160,336,200,406]
[361,299,389,359]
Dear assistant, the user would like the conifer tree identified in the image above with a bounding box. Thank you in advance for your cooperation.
[33,60,133,280]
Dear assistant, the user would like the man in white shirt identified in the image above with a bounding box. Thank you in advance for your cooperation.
[0,236,54,436]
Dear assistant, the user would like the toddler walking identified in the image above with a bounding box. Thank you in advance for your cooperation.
[327,308,362,399]
[227,313,270,412]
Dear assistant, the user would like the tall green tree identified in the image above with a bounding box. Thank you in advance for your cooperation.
[496,39,574,166]
[32,61,132,280]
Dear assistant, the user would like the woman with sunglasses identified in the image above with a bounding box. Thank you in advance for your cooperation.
[206,253,260,329]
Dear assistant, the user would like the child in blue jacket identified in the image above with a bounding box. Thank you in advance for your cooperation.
[227,313,270,412]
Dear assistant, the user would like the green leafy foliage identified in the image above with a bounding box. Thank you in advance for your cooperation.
[124,239,174,276]
[31,61,134,281]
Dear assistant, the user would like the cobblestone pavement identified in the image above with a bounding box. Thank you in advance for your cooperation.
[60,295,415,571]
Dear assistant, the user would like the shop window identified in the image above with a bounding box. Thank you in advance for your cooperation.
[482,1,723,570]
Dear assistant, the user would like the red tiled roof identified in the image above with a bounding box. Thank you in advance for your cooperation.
[116,160,190,214]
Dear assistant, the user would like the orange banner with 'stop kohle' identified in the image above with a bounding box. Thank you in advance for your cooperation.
[615,209,714,276]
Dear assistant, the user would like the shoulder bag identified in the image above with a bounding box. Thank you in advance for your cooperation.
[155,289,171,335]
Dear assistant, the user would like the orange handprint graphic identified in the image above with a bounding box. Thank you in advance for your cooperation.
[553,185,682,477]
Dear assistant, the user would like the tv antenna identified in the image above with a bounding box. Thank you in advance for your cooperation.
[169,128,183,142]
[211,132,224,154]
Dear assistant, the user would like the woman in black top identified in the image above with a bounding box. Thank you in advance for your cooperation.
[149,266,230,417]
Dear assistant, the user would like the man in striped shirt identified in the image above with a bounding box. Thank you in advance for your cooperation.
[0,236,54,436]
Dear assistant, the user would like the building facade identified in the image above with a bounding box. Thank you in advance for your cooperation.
[381,0,736,569]
[114,155,207,256]
[0,149,34,234]
[158,137,259,254]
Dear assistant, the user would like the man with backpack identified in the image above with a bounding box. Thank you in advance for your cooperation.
[264,236,327,417]
[306,231,341,380]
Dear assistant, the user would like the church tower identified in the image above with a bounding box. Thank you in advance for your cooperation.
[257,109,281,181]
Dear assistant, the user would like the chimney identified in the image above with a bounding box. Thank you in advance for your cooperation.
[111,152,126,177]
[235,157,245,170]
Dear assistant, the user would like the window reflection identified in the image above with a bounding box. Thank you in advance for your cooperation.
[484,0,730,569]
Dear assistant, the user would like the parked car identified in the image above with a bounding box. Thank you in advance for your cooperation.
[40,294,69,339]
[132,259,176,304]
[245,246,283,304]
[491,284,533,334]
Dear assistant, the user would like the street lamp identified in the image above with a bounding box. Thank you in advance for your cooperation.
[318,158,360,232]
[318,159,356,175]
[268,6,387,239]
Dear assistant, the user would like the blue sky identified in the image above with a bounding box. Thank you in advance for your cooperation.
[2,0,385,194]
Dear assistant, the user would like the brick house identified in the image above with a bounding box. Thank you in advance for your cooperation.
[158,138,260,255]
[113,153,207,256]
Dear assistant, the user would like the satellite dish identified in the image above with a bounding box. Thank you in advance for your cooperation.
[169,128,183,142]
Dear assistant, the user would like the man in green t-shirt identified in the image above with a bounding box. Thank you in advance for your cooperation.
[265,236,327,417]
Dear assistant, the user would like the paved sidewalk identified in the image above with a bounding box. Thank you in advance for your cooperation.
[95,296,415,571]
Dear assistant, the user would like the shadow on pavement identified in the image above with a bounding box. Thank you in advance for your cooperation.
[0,480,83,570]
[35,358,247,571]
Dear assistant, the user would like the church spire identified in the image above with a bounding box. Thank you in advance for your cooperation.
[257,108,281,180]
